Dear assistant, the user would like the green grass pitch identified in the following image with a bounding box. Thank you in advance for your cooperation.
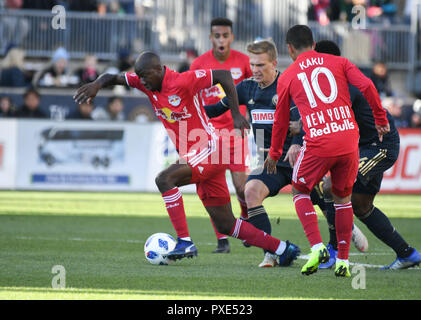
[0,191,420,300]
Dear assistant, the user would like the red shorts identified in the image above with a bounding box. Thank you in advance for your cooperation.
[218,134,249,172]
[292,147,359,198]
[182,145,231,207]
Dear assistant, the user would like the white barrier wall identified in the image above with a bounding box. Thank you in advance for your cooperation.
[0,119,420,194]
[11,119,154,191]
[0,119,17,189]
[382,129,421,194]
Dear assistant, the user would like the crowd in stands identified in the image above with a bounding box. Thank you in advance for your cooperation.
[308,0,415,26]
[0,0,421,127]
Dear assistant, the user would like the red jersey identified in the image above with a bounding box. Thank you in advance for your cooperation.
[269,50,388,160]
[190,49,252,130]
[125,67,218,165]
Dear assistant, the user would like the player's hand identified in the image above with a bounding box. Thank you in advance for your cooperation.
[288,119,302,137]
[73,82,101,104]
[264,154,278,174]
[283,144,301,167]
[375,123,390,142]
[232,113,250,138]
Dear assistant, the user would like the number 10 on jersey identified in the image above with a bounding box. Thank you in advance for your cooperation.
[297,67,338,108]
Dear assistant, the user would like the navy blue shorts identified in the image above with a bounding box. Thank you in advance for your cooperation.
[247,165,325,210]
[353,143,400,195]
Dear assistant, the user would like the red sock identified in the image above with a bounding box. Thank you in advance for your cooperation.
[237,195,249,219]
[293,194,323,247]
[162,188,189,239]
[229,219,281,253]
[334,202,354,260]
[210,218,228,240]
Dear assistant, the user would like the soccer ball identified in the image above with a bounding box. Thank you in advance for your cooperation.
[144,233,176,265]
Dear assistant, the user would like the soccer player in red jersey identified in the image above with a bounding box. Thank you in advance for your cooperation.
[190,17,253,254]
[74,51,301,265]
[265,25,390,277]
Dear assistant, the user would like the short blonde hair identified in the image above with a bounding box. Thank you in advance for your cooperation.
[246,38,278,62]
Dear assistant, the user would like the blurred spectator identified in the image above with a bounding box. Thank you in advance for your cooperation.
[308,0,332,26]
[1,1,30,48]
[92,96,125,121]
[15,88,48,118]
[177,48,198,73]
[382,96,410,128]
[68,101,95,120]
[36,47,78,87]
[117,48,134,72]
[73,54,100,86]
[411,99,421,128]
[0,95,16,117]
[103,48,134,75]
[22,0,57,9]
[98,0,126,15]
[0,46,29,87]
[370,61,393,98]
[68,0,98,12]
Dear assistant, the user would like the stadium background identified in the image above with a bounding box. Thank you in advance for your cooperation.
[0,0,421,194]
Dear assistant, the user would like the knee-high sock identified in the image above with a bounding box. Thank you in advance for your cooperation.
[247,206,271,234]
[237,195,249,219]
[360,207,411,258]
[162,188,190,239]
[334,202,354,260]
[293,194,322,247]
[229,219,286,255]
[325,199,338,250]
[247,206,272,254]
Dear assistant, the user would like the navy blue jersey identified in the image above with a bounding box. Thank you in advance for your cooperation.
[349,85,399,147]
[204,72,302,168]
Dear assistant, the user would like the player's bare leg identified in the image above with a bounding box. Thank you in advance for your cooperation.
[209,169,248,254]
[231,170,248,219]
[244,179,277,267]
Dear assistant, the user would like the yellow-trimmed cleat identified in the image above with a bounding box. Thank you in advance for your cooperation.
[301,244,330,275]
[334,260,351,277]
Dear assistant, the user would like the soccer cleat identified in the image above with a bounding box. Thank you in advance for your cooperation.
[334,260,351,277]
[258,252,278,268]
[212,238,230,253]
[167,238,198,261]
[382,248,421,270]
[351,224,369,252]
[242,240,251,248]
[319,243,337,269]
[278,241,301,267]
[301,244,330,275]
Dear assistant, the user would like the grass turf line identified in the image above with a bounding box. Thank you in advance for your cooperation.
[0,191,420,300]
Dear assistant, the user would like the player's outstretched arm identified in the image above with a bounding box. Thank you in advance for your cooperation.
[204,102,229,119]
[211,69,250,135]
[73,73,127,104]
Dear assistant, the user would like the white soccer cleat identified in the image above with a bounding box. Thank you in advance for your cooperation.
[258,252,278,268]
[351,224,368,252]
